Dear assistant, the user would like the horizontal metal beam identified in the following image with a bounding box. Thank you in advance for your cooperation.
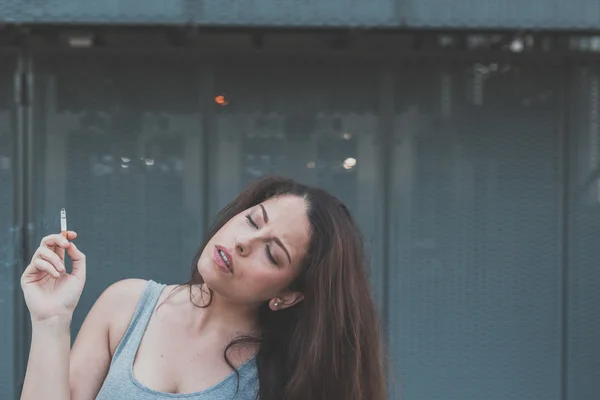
[2,0,600,30]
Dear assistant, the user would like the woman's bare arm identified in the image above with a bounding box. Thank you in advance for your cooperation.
[69,279,147,399]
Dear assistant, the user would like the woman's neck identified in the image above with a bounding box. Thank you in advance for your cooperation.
[185,284,259,336]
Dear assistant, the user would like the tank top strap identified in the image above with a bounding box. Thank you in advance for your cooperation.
[111,279,166,364]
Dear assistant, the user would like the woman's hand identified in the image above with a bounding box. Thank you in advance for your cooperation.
[21,231,86,323]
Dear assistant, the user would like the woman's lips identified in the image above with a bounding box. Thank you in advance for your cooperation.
[213,245,233,274]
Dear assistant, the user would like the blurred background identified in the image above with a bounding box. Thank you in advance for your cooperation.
[1,1,600,400]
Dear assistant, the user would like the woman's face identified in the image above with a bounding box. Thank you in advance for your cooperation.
[197,195,311,308]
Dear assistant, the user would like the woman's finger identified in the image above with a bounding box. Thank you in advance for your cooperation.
[65,231,77,241]
[43,231,78,259]
[37,247,66,273]
[31,258,61,279]
[40,234,70,250]
[66,241,86,281]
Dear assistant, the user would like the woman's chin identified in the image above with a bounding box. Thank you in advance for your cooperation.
[196,259,218,284]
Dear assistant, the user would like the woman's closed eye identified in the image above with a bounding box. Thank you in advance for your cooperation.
[245,214,279,266]
[245,214,258,229]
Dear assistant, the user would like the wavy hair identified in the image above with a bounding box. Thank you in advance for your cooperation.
[185,176,387,400]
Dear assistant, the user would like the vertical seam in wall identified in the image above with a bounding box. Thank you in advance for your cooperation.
[558,56,571,400]
[381,62,394,345]
[11,49,24,400]
[12,45,31,400]
[201,66,215,239]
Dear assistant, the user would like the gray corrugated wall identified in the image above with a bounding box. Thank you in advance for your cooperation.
[2,0,600,28]
[2,44,600,400]
[388,62,564,399]
[0,52,17,400]
[567,63,600,400]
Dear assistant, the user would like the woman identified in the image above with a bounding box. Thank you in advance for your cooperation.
[20,176,387,400]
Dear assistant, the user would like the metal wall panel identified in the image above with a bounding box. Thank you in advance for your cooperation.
[0,0,394,26]
[567,63,600,400]
[0,52,17,400]
[0,0,191,25]
[30,53,207,338]
[406,0,600,29]
[388,60,562,399]
[2,0,600,29]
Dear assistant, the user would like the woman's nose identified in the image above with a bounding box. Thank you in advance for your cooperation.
[235,241,246,256]
[234,234,257,257]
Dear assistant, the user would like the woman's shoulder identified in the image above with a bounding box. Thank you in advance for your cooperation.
[95,279,153,355]
[98,278,149,309]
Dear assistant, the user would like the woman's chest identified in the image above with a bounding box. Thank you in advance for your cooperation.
[133,326,236,394]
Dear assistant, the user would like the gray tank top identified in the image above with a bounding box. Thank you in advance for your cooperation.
[96,280,259,400]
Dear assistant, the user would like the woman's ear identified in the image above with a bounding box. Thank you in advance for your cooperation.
[269,292,304,311]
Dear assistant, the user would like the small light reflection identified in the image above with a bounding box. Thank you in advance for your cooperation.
[510,39,524,52]
[306,161,316,169]
[121,157,130,163]
[215,95,229,106]
[342,132,352,140]
[121,163,129,169]
[144,158,155,166]
[343,157,356,170]
[68,34,93,48]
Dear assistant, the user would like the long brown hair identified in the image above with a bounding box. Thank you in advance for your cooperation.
[186,176,387,400]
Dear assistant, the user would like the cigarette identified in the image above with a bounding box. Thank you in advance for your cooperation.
[60,208,68,238]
